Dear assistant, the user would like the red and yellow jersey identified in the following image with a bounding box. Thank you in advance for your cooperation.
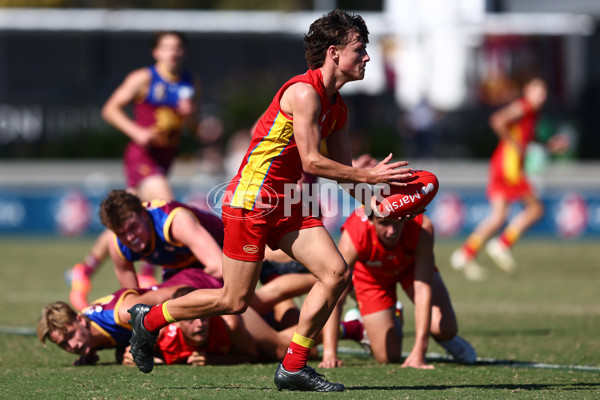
[490,97,538,184]
[226,68,347,210]
[156,317,232,365]
[487,97,538,199]
[341,208,424,285]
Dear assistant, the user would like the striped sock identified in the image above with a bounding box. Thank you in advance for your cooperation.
[281,332,315,372]
[499,226,520,248]
[463,234,483,259]
[142,301,177,333]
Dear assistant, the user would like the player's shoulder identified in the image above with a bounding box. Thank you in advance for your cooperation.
[343,207,370,230]
[123,67,153,86]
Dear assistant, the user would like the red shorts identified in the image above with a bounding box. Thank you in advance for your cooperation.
[353,266,439,316]
[222,203,323,262]
[123,142,177,189]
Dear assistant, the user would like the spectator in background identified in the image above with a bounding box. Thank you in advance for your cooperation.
[66,31,201,310]
[450,78,569,280]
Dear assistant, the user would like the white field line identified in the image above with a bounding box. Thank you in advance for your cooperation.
[334,347,600,372]
[451,302,600,316]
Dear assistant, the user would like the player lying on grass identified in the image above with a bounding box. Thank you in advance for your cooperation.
[121,286,365,366]
[37,268,221,365]
[66,30,201,310]
[320,206,477,369]
[37,268,365,367]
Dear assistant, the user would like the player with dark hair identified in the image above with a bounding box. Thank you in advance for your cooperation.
[320,207,476,368]
[67,30,201,310]
[450,78,568,279]
[126,9,411,392]
[98,189,224,287]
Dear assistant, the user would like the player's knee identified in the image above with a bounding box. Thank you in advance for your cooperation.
[532,202,544,220]
[432,320,458,341]
[329,261,350,294]
[217,294,251,315]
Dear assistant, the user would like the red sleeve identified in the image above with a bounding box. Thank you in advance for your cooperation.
[341,209,371,261]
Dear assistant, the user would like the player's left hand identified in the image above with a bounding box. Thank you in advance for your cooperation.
[401,350,435,369]
[318,356,344,369]
[73,352,99,366]
[187,351,208,366]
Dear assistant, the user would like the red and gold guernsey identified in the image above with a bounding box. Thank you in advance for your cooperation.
[156,317,232,365]
[488,97,539,201]
[226,68,347,210]
[342,208,424,287]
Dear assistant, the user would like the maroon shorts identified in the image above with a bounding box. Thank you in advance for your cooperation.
[222,203,323,262]
[123,142,176,189]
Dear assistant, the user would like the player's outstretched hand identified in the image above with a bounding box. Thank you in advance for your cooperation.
[187,351,208,366]
[73,352,99,366]
[367,154,411,186]
[401,350,435,370]
[318,355,344,369]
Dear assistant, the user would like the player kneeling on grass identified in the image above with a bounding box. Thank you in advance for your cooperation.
[36,268,221,366]
[320,206,476,369]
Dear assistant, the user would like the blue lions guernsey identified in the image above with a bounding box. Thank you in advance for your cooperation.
[82,288,148,348]
[114,200,224,270]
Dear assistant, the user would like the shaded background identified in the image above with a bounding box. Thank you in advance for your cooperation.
[0,0,599,239]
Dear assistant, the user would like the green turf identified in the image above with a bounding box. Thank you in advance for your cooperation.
[0,237,598,399]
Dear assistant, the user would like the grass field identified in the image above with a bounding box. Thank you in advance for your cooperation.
[0,236,598,399]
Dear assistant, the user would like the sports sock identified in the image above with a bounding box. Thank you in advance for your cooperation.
[340,319,363,341]
[499,226,520,248]
[281,332,315,372]
[462,234,483,259]
[143,300,177,333]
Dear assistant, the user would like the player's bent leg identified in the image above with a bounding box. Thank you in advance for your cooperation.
[363,308,402,363]
[278,227,350,339]
[136,174,175,201]
[428,272,458,340]
[274,227,347,391]
[426,273,476,364]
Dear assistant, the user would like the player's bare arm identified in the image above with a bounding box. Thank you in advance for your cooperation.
[286,83,410,188]
[169,210,224,280]
[319,230,359,368]
[101,68,155,147]
[402,217,435,369]
[107,236,140,289]
[489,101,524,144]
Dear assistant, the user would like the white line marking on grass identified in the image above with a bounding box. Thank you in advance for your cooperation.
[451,302,600,316]
[0,325,36,336]
[335,347,600,373]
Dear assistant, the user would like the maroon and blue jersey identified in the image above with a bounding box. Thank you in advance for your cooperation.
[83,288,147,348]
[133,65,195,148]
[114,200,224,270]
